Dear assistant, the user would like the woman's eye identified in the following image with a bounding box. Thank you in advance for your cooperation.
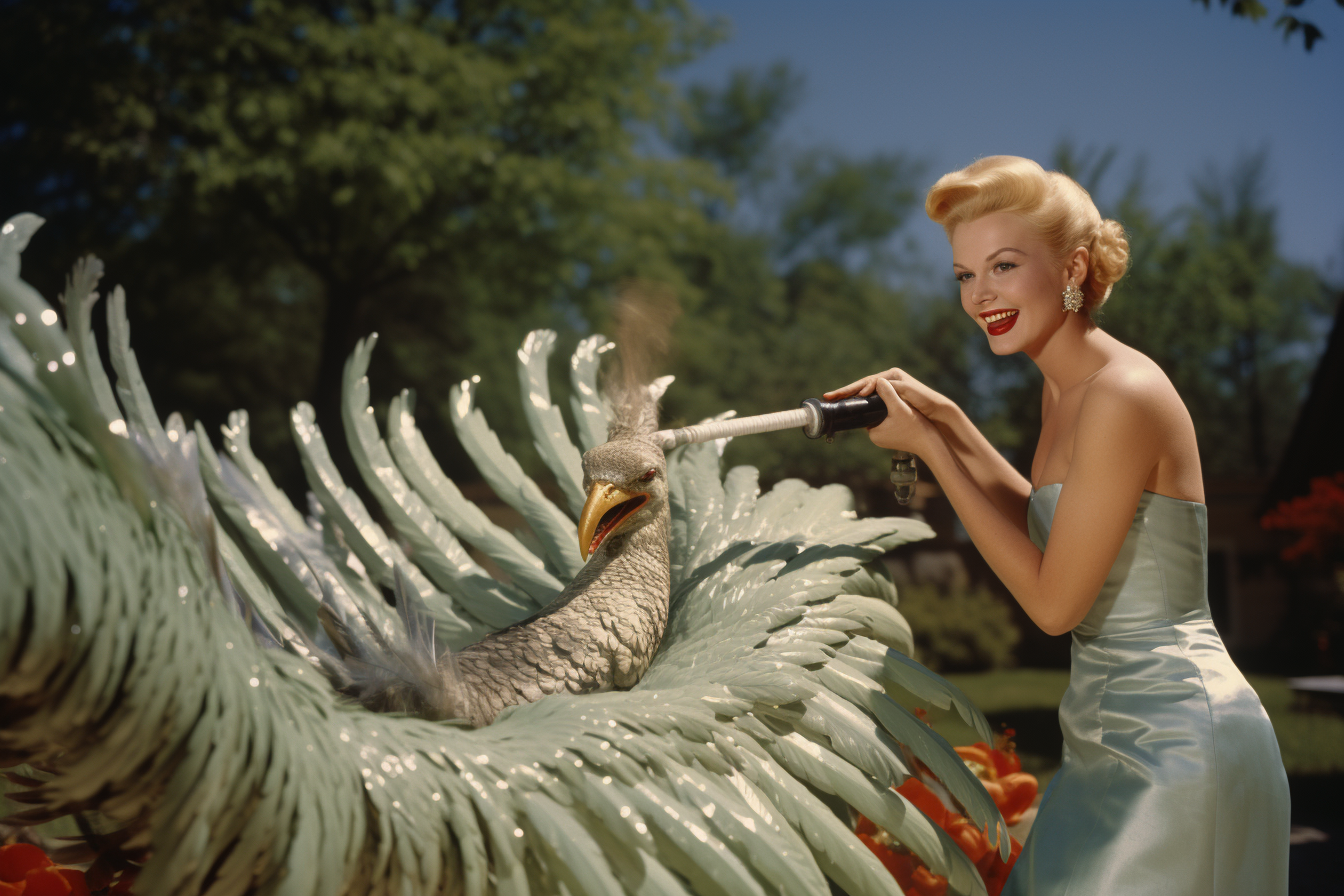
[955,272,973,282]
[994,262,1017,272]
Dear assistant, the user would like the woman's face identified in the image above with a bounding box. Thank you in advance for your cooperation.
[950,211,1070,356]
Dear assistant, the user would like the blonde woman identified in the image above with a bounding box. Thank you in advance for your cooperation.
[829,156,1289,894]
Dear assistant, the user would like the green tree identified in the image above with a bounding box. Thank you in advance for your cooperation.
[1,0,726,485]
[672,61,803,189]
[665,64,934,497]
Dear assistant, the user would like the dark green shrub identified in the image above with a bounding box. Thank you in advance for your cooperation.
[897,582,1020,673]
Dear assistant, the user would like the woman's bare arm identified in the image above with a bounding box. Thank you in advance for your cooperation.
[868,373,1163,635]
[826,370,1031,529]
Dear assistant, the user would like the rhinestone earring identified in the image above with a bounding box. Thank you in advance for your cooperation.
[1062,283,1084,313]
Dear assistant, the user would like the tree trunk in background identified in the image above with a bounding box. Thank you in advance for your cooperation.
[1246,328,1268,472]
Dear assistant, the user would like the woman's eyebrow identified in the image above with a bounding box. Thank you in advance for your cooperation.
[953,247,1025,270]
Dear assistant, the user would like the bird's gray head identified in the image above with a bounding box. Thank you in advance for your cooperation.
[577,290,677,560]
[577,437,668,560]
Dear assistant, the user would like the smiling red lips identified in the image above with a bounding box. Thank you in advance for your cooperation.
[981,309,1019,336]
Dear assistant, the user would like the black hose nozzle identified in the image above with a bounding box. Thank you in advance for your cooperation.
[800,393,888,439]
[802,393,917,505]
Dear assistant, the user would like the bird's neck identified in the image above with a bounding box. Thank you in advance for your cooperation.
[590,506,670,570]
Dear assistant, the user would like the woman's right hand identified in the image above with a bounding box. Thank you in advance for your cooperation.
[824,368,954,426]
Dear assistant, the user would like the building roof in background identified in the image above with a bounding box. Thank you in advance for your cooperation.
[1264,294,1344,513]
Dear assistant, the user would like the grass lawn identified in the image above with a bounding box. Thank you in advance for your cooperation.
[901,669,1344,778]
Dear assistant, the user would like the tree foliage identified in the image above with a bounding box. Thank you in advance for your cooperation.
[1195,0,1341,51]
[1,0,725,486]
[896,582,1021,673]
[1,3,1329,504]
[1099,152,1327,478]
[662,63,940,497]
[671,61,803,185]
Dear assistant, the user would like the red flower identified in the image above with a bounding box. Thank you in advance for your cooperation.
[0,845,50,884]
[943,815,992,864]
[858,832,949,896]
[895,778,949,828]
[1262,473,1344,561]
[977,835,1024,894]
[983,774,1038,827]
[0,845,90,896]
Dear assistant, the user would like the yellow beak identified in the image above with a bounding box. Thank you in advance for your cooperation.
[578,481,647,560]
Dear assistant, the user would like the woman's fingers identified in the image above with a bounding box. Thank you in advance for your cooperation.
[823,376,872,399]
[865,369,903,396]
[825,369,903,400]
[873,375,905,411]
[866,377,933,454]
[866,379,904,450]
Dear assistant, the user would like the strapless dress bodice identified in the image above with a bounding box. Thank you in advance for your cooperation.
[1027,483,1212,638]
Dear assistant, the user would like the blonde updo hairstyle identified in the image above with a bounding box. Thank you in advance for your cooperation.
[925,156,1130,313]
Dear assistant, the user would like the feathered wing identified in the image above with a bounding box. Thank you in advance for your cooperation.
[0,218,1004,896]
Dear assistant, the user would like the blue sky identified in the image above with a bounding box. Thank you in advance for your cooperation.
[678,1,1344,281]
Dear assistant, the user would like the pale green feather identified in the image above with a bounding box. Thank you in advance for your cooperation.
[0,244,1014,896]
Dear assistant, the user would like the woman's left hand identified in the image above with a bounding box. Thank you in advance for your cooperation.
[866,377,938,455]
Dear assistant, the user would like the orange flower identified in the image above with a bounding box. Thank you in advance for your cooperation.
[977,834,1024,894]
[983,773,1038,826]
[954,740,1038,825]
[857,719,1037,895]
[857,793,1025,895]
[943,815,992,864]
[908,863,950,896]
[954,740,1023,779]
[0,845,49,884]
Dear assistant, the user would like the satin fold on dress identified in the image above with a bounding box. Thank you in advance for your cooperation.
[1004,484,1289,895]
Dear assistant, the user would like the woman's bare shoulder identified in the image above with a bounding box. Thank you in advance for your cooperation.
[1079,344,1203,498]
[1088,344,1186,416]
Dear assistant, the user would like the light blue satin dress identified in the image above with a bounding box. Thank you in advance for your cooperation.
[1005,484,1290,895]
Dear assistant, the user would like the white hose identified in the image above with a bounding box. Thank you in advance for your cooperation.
[654,407,813,451]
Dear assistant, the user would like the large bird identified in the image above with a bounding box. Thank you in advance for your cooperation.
[0,213,1006,896]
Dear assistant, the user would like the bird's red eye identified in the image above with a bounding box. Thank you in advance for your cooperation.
[640,469,657,482]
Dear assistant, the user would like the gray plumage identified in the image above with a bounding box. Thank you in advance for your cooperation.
[455,436,670,726]
[333,404,674,728]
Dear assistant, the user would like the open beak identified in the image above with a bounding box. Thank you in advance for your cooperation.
[578,481,649,560]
